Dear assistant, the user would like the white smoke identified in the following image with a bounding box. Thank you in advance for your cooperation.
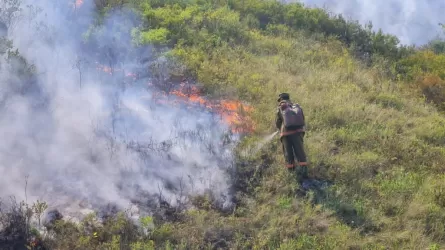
[295,0,445,46]
[0,0,237,217]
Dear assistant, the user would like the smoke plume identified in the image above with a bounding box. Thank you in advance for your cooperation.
[0,0,237,218]
[297,0,445,46]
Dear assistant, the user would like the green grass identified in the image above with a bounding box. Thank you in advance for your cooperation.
[133,27,445,248]
[151,10,445,248]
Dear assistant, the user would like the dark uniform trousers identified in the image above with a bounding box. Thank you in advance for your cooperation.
[280,131,308,178]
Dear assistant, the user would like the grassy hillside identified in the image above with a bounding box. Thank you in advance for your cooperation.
[2,0,445,249]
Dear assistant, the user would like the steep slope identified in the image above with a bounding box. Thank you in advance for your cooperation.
[154,19,445,249]
[1,0,445,249]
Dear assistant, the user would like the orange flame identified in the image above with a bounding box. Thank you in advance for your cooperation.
[95,64,255,134]
[96,63,138,80]
[170,83,255,134]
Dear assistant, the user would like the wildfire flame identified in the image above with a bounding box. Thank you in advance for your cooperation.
[96,63,138,80]
[96,64,256,134]
[170,83,255,134]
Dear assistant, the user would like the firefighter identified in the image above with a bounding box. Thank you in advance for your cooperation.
[275,93,308,181]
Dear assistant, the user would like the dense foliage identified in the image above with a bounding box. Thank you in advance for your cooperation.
[2,0,445,249]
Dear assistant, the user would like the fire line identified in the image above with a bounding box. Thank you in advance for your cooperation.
[96,64,256,134]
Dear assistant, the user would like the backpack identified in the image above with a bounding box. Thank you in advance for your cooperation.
[279,101,304,128]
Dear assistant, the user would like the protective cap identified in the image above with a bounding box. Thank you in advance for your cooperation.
[277,93,290,102]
